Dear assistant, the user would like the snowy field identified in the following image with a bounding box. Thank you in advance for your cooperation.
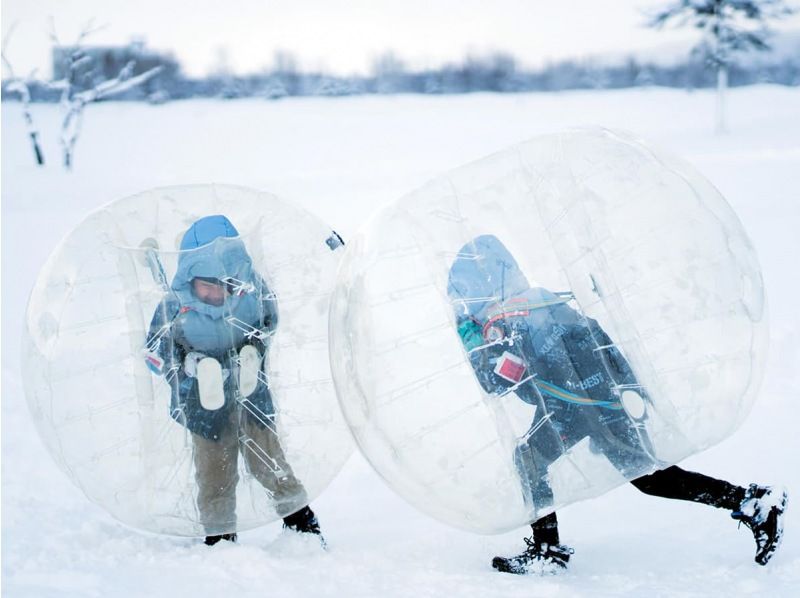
[2,86,800,597]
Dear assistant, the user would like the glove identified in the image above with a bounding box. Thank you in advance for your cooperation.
[184,352,230,381]
[457,318,484,351]
[183,352,206,378]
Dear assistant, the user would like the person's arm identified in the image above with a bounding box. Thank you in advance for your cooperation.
[143,297,183,380]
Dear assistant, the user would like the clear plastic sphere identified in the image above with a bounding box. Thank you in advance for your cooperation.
[330,128,767,534]
[23,184,353,536]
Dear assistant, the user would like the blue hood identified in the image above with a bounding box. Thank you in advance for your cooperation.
[179,214,239,251]
[172,215,256,319]
[447,235,532,319]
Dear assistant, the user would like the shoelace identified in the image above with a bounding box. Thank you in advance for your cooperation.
[732,498,763,530]
[522,536,574,558]
[523,536,538,551]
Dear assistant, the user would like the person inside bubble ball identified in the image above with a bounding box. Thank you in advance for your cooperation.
[447,234,786,574]
[144,214,323,546]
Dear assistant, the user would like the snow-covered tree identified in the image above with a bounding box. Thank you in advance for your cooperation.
[47,19,163,169]
[649,0,796,132]
[2,24,45,165]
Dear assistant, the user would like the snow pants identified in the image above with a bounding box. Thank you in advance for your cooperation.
[192,409,307,535]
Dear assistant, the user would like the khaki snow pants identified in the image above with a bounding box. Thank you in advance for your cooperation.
[192,410,307,535]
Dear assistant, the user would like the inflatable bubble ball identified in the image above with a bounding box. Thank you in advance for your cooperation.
[23,184,353,536]
[330,128,767,534]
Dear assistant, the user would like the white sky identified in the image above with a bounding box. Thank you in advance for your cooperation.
[3,0,800,78]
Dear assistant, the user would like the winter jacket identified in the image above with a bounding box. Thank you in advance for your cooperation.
[447,235,639,432]
[146,215,278,440]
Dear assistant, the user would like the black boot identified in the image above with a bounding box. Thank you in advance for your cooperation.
[492,513,572,575]
[492,537,573,575]
[204,532,237,546]
[283,506,325,546]
[731,484,788,565]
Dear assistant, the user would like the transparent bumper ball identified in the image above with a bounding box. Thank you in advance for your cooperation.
[23,184,353,536]
[330,128,767,534]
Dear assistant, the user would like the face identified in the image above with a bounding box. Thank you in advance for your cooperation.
[191,278,228,306]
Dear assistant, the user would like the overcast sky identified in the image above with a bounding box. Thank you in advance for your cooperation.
[3,0,800,78]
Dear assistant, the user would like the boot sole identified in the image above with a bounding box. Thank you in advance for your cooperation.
[756,488,788,566]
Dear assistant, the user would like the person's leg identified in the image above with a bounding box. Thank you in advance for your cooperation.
[239,412,307,507]
[192,422,240,538]
[239,413,324,537]
[496,404,573,575]
[631,465,788,566]
[531,511,560,546]
[514,433,557,513]
[588,407,660,482]
[512,377,568,510]
[630,465,745,509]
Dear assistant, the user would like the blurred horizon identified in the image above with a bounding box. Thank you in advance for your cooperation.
[4,0,800,80]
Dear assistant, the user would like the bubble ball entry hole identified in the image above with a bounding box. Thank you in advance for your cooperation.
[23,184,354,536]
[330,128,767,534]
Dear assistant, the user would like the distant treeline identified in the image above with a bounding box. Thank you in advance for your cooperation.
[3,49,799,103]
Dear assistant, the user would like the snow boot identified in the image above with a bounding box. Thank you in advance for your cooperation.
[283,506,325,546]
[731,484,788,566]
[204,532,237,546]
[492,537,573,575]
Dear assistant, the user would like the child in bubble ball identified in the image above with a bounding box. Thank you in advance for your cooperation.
[447,234,786,574]
[144,214,322,546]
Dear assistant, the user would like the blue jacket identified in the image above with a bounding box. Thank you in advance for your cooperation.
[146,215,278,440]
[447,235,635,419]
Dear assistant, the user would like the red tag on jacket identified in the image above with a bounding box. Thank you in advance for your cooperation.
[494,351,526,383]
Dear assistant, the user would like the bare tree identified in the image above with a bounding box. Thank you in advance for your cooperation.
[47,18,163,169]
[649,0,796,132]
[2,23,45,165]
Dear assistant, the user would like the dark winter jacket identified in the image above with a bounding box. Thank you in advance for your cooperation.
[146,215,278,440]
[447,235,638,432]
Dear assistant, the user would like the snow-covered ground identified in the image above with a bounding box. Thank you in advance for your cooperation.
[2,86,799,597]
